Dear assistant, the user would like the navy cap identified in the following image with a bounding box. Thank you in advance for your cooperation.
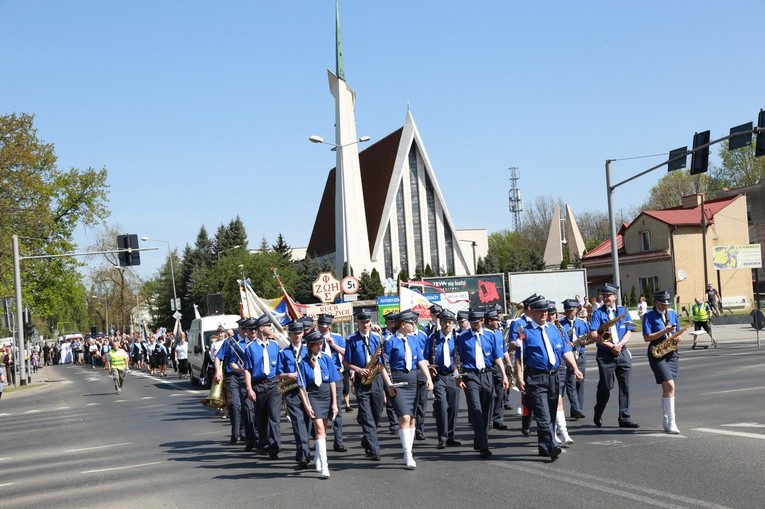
[486,304,502,314]
[547,301,558,313]
[653,290,672,305]
[438,309,456,321]
[286,321,304,333]
[316,313,334,326]
[601,283,619,295]
[468,310,485,322]
[304,330,324,345]
[398,309,419,322]
[562,299,579,310]
[300,315,315,326]
[522,293,545,308]
[384,311,399,322]
[456,310,470,321]
[354,308,372,321]
[243,317,259,330]
[484,309,500,320]
[254,314,272,327]
[529,299,550,311]
[236,317,249,325]
[429,303,444,315]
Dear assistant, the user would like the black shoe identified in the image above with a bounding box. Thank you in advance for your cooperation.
[368,454,381,461]
[229,436,238,445]
[479,449,492,459]
[268,451,279,460]
[446,438,462,447]
[244,444,254,452]
[333,444,347,452]
[571,410,585,420]
[493,423,508,430]
[345,405,352,412]
[539,447,562,460]
[618,421,640,429]
[594,416,602,428]
[437,441,446,449]
[521,429,530,437]
[415,432,425,441]
[389,428,398,435]
[297,460,308,469]
[503,404,513,410]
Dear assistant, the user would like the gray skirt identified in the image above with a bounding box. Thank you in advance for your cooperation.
[307,382,333,420]
[390,369,418,418]
[647,345,679,384]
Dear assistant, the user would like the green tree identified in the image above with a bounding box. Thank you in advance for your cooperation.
[642,170,712,210]
[0,113,109,335]
[292,256,334,304]
[358,268,385,300]
[711,143,765,189]
[629,284,638,307]
[272,233,292,261]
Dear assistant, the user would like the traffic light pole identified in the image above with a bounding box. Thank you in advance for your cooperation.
[605,124,763,306]
[10,236,157,385]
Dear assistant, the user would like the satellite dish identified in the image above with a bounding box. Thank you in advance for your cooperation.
[677,269,687,281]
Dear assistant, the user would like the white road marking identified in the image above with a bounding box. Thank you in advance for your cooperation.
[693,428,765,440]
[0,483,13,487]
[54,406,69,410]
[141,396,155,400]
[493,461,732,509]
[86,402,100,406]
[589,440,624,446]
[0,413,9,417]
[721,422,765,428]
[81,461,161,474]
[641,433,687,438]
[702,386,765,395]
[193,430,223,436]
[24,409,42,414]
[0,457,12,461]
[115,399,127,402]
[66,442,131,453]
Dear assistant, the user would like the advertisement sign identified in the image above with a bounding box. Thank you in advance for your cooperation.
[376,293,470,324]
[712,244,762,270]
[422,274,507,311]
[298,302,355,323]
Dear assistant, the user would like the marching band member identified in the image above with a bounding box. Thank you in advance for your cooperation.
[244,314,283,459]
[298,330,340,479]
[316,313,348,452]
[214,317,255,449]
[559,299,588,420]
[381,309,434,469]
[423,309,462,449]
[484,307,511,431]
[412,310,431,441]
[343,309,384,461]
[455,309,509,459]
[382,311,400,436]
[589,284,639,429]
[275,321,311,468]
[515,298,583,461]
[546,301,573,446]
[508,293,544,437]
[642,290,682,434]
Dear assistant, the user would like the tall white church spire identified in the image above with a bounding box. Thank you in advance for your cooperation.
[328,0,371,277]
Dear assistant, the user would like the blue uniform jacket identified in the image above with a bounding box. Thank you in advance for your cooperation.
[298,352,341,388]
[590,305,635,352]
[455,328,503,371]
[423,331,457,371]
[559,316,590,356]
[521,321,571,370]
[243,339,281,380]
[343,331,382,368]
[384,333,425,371]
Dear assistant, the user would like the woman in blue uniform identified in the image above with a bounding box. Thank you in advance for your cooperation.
[642,290,682,434]
[380,309,434,469]
[298,330,340,479]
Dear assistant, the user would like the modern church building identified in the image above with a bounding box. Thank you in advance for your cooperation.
[305,2,482,281]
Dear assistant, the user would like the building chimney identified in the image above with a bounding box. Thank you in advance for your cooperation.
[681,193,703,209]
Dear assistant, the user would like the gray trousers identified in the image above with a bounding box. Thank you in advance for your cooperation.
[462,371,494,451]
[253,379,281,452]
[433,373,460,442]
[283,388,310,462]
[525,371,559,455]
[354,376,384,455]
[594,350,632,423]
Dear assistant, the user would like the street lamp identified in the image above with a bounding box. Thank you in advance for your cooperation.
[309,134,371,276]
[458,239,478,275]
[217,244,241,260]
[141,237,179,313]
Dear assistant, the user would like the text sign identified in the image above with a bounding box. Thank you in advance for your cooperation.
[313,272,341,303]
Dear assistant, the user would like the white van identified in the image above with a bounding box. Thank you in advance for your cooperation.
[187,314,241,386]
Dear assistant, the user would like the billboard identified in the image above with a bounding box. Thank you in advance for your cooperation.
[422,274,507,312]
[712,244,762,270]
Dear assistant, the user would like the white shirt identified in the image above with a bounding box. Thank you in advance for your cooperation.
[175,342,188,360]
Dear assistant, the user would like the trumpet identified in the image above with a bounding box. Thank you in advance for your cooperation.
[650,327,687,359]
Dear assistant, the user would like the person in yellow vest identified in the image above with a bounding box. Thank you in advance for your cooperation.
[691,297,717,349]
[109,339,130,394]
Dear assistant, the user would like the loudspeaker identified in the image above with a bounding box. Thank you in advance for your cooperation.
[90,326,98,336]
[206,293,224,315]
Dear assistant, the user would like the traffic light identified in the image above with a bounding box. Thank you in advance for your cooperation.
[667,147,687,171]
[690,130,710,175]
[756,109,765,158]
[117,234,141,266]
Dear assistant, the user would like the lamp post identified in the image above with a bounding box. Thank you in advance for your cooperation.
[141,237,179,313]
[217,245,241,260]
[458,239,478,275]
[309,134,371,277]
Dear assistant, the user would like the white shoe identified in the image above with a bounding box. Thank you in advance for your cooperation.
[405,452,417,470]
[320,465,330,479]
[553,434,564,448]
[561,431,574,445]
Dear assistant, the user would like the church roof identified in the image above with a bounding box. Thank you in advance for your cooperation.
[307,127,403,257]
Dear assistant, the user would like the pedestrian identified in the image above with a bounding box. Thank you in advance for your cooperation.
[175,332,189,379]
[424,309,462,450]
[101,338,111,371]
[515,298,583,461]
[382,309,434,469]
[214,319,254,447]
[589,283,639,429]
[0,363,5,401]
[276,321,311,469]
[637,296,648,318]
[315,313,347,452]
[559,299,589,420]
[31,350,40,373]
[109,339,129,394]
[642,290,682,434]
[298,330,340,479]
[706,284,721,316]
[3,344,15,386]
[691,297,717,349]
[154,337,169,377]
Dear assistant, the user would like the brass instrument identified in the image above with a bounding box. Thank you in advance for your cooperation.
[201,378,226,408]
[650,326,687,359]
[453,338,465,379]
[360,344,382,385]
[278,377,299,394]
[598,312,629,342]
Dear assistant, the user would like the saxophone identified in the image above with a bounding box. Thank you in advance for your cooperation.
[278,345,302,394]
[650,313,686,359]
[360,344,382,385]
[598,312,630,343]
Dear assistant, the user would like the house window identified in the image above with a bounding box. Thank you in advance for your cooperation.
[640,231,651,252]
[638,276,659,297]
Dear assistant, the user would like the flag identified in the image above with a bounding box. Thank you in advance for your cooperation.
[399,285,433,318]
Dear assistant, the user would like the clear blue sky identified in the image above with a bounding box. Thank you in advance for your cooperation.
[3,1,764,279]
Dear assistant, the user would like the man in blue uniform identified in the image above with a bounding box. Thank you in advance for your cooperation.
[316,313,347,452]
[343,308,384,461]
[424,309,462,449]
[484,307,512,430]
[589,284,639,429]
[455,309,510,458]
[276,320,310,468]
[214,317,255,448]
[559,299,588,419]
[244,314,283,459]
[515,298,583,460]
[509,293,545,437]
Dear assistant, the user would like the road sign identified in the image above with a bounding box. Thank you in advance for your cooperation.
[341,275,360,295]
[173,311,183,320]
[313,272,341,303]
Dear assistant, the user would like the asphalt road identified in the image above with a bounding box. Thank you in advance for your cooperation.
[1,339,764,509]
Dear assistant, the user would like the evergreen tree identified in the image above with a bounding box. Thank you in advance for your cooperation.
[259,235,269,252]
[629,284,638,307]
[272,233,292,261]
[423,264,435,277]
[358,269,385,300]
